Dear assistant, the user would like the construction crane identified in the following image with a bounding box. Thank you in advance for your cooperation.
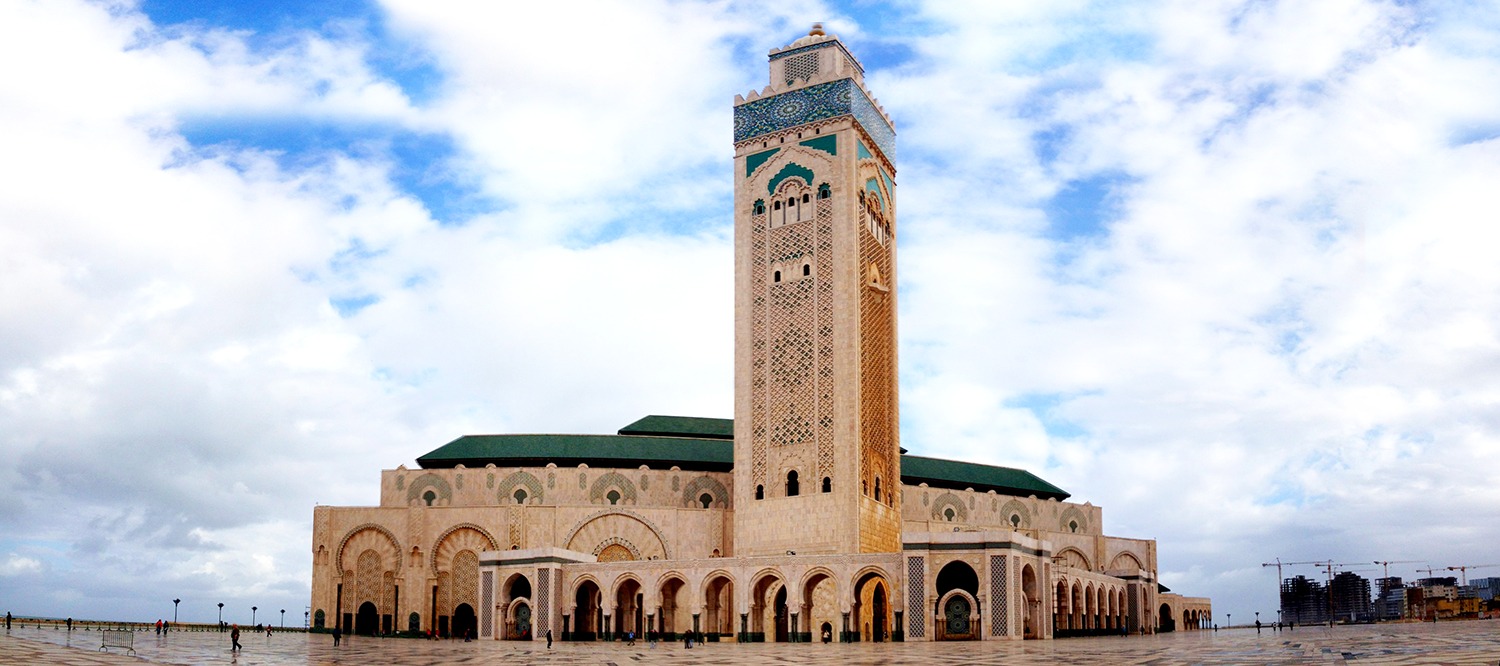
[1415,566,1442,580]
[1445,564,1500,586]
[1261,558,1331,584]
[1373,560,1422,581]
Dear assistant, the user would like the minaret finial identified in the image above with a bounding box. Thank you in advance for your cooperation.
[809,22,825,36]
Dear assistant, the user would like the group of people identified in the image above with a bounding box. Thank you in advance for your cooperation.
[153,619,172,634]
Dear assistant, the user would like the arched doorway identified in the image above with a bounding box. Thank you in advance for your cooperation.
[853,570,891,642]
[934,561,979,641]
[659,576,687,639]
[703,574,734,639]
[940,593,975,640]
[615,577,643,641]
[1021,564,1041,639]
[504,574,532,639]
[452,603,476,640]
[799,570,836,644]
[574,580,602,640]
[1158,603,1174,632]
[750,573,786,642]
[355,601,379,635]
[513,603,531,640]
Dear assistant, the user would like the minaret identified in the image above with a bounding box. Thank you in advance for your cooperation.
[732,25,901,557]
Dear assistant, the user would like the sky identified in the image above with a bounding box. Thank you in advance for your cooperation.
[2,0,1499,629]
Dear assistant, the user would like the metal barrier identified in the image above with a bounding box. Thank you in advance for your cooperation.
[100,629,135,655]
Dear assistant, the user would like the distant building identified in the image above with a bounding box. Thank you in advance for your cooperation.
[1330,572,1372,623]
[1464,577,1500,601]
[1281,575,1328,625]
[1373,577,1405,621]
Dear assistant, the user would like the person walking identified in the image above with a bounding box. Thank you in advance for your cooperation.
[230,624,242,652]
[545,629,552,649]
[5,611,11,631]
[332,625,342,646]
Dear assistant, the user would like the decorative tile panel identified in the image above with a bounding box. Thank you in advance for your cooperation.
[735,79,894,160]
[907,556,926,638]
[990,555,1008,636]
[481,570,494,637]
[537,568,551,635]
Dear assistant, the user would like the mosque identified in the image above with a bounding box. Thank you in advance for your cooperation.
[308,25,1212,643]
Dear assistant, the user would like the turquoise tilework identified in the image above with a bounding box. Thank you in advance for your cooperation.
[769,162,816,195]
[746,148,780,177]
[735,78,895,161]
[799,134,838,156]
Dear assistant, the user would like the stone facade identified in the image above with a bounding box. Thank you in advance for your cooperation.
[309,25,1210,643]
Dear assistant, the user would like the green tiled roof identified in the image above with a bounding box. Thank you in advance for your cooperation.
[900,454,1069,500]
[417,433,734,473]
[416,416,1069,500]
[617,415,734,440]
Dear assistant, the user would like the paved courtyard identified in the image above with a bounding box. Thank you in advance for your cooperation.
[5,621,1500,665]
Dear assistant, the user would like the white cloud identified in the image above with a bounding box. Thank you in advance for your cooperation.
[1,553,43,576]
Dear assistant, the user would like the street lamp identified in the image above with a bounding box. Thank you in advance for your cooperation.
[217,603,224,629]
[280,609,285,628]
[252,607,258,626]
[172,599,180,625]
[1227,613,1232,628]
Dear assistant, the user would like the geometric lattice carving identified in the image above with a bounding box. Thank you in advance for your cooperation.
[931,493,968,522]
[453,550,479,615]
[681,475,730,509]
[536,568,551,636]
[858,187,898,506]
[815,198,834,477]
[991,555,1007,636]
[1060,506,1089,534]
[1000,499,1031,529]
[783,52,819,85]
[497,471,543,505]
[356,549,381,610]
[406,473,452,506]
[481,570,494,638]
[751,207,769,485]
[588,472,638,505]
[907,556,926,638]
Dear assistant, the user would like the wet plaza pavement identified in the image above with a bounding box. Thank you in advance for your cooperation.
[4,621,1500,665]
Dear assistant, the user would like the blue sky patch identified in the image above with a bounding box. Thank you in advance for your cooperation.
[1007,392,1090,439]
[1044,171,1132,240]
[178,117,491,224]
[331,294,379,317]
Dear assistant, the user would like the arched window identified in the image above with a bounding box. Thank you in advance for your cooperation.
[802,193,810,203]
[786,471,800,497]
[699,493,713,509]
[753,200,765,215]
[513,489,527,504]
[874,477,882,502]
[787,198,795,207]
[774,270,782,282]
[818,184,831,199]
[802,264,810,276]
[755,485,764,500]
[774,200,782,210]
[606,489,621,505]
[422,490,436,506]
[821,477,831,493]
[944,507,955,521]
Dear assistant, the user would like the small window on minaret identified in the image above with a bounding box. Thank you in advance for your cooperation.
[802,264,810,277]
[802,194,810,203]
[818,184,830,199]
[822,477,831,493]
[874,477,882,502]
[774,270,782,282]
[787,471,800,497]
[756,485,764,500]
[754,200,765,215]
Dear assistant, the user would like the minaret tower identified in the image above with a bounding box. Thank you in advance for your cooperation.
[732,25,901,557]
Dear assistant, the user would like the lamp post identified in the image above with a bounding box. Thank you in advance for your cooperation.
[280,609,285,629]
[1227,613,1232,629]
[173,599,180,625]
[217,603,224,630]
[252,607,258,626]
